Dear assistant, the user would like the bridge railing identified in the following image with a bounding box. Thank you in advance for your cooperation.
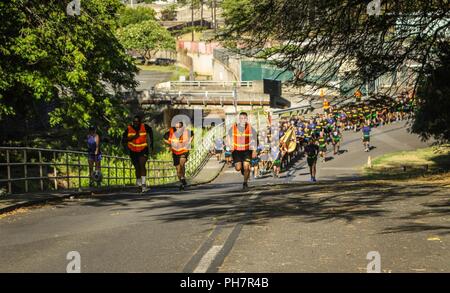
[185,122,225,178]
[168,81,253,88]
[0,124,224,195]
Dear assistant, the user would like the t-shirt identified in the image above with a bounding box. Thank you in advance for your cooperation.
[362,126,371,136]
[214,138,224,150]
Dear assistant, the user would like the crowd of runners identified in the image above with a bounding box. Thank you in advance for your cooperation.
[89,90,415,191]
[212,92,416,186]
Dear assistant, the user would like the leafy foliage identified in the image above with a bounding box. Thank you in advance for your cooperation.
[160,4,178,21]
[117,6,156,27]
[0,0,138,148]
[412,40,450,142]
[116,19,176,65]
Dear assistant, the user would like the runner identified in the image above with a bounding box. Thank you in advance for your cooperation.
[214,136,224,162]
[269,140,282,178]
[87,125,101,187]
[362,121,371,152]
[252,146,262,179]
[318,130,327,163]
[323,98,330,115]
[227,112,257,191]
[123,115,154,192]
[224,145,232,167]
[304,138,319,182]
[331,126,342,155]
[164,121,193,191]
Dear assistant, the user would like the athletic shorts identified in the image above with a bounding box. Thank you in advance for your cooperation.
[224,152,232,157]
[319,146,327,152]
[88,152,102,162]
[307,156,317,166]
[363,137,370,142]
[172,152,189,166]
[273,159,281,167]
[215,149,223,154]
[232,150,252,164]
[251,158,260,167]
[130,149,148,166]
[332,138,340,144]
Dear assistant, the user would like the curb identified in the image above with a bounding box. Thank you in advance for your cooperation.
[0,163,226,215]
[188,162,226,187]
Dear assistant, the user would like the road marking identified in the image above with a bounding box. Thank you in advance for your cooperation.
[193,245,223,273]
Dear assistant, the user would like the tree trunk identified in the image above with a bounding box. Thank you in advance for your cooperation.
[143,49,151,66]
[213,0,217,32]
[200,1,204,28]
[211,0,214,29]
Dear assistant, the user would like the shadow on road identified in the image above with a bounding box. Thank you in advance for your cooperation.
[56,178,450,236]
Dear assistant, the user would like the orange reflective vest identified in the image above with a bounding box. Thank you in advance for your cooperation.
[127,124,148,152]
[323,100,330,109]
[232,123,252,151]
[169,127,190,155]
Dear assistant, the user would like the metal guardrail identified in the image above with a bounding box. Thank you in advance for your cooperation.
[0,147,178,194]
[169,81,253,88]
[272,105,313,116]
[185,122,225,178]
[0,124,224,194]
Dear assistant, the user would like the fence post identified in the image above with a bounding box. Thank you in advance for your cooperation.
[162,162,166,184]
[39,150,44,191]
[78,154,81,190]
[23,150,28,193]
[114,158,118,185]
[66,153,69,189]
[53,152,58,190]
[129,159,133,185]
[6,150,11,194]
[122,159,126,187]
[107,156,110,187]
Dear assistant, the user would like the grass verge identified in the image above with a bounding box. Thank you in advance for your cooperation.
[363,144,450,181]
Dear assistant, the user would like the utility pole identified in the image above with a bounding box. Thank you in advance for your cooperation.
[200,0,204,28]
[191,0,195,41]
[213,0,217,32]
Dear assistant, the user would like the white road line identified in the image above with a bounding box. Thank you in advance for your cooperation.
[193,245,223,273]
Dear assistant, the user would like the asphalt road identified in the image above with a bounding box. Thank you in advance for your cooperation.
[135,70,172,91]
[1,120,448,273]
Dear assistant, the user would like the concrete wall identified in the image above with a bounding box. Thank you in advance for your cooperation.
[212,59,237,81]
[188,53,213,76]
[212,57,241,82]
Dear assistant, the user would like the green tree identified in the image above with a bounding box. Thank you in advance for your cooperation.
[219,0,449,89]
[116,19,176,65]
[412,40,450,142]
[0,0,137,148]
[117,5,156,27]
[160,4,178,21]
